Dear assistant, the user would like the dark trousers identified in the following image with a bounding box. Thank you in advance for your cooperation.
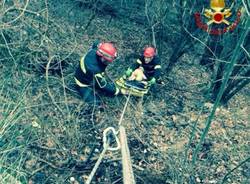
[76,85,101,106]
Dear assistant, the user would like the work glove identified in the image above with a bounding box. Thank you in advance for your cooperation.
[125,68,133,77]
[148,77,156,86]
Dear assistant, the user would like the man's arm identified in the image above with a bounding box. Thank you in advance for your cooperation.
[94,73,120,95]
[125,57,142,77]
[153,57,161,80]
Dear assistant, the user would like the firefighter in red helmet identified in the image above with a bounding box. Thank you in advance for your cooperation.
[74,41,120,104]
[125,46,161,86]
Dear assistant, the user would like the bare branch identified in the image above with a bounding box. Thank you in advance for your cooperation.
[242,0,250,16]
[3,0,30,26]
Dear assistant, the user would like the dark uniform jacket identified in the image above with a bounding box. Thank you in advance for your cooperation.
[131,55,161,80]
[74,43,119,95]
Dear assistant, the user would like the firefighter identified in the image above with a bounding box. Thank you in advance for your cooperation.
[74,41,120,105]
[125,46,161,86]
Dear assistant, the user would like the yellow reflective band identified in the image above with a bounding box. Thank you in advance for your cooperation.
[115,87,120,95]
[95,73,103,78]
[80,56,87,73]
[154,65,162,69]
[74,77,89,87]
[136,59,142,64]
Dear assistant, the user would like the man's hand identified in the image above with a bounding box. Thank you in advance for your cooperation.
[125,68,133,77]
[148,77,156,86]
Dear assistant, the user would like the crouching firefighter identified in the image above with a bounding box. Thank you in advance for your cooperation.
[125,46,161,87]
[74,41,120,105]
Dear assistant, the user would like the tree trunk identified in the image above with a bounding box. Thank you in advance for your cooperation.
[165,0,202,74]
[200,35,223,71]
[222,57,248,93]
[221,69,250,104]
[165,38,188,74]
[221,78,250,104]
[212,61,226,101]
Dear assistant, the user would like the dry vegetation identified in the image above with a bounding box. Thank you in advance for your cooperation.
[0,0,249,184]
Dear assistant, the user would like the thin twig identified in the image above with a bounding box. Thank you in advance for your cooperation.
[183,26,216,58]
[242,0,250,16]
[4,0,30,26]
[222,157,250,183]
[241,44,250,59]
[45,55,64,114]
[0,31,17,67]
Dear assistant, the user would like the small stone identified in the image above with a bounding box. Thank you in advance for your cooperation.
[31,120,41,128]
[204,102,213,109]
[208,180,217,183]
[196,177,201,183]
[216,165,226,173]
[172,115,178,123]
[150,156,156,161]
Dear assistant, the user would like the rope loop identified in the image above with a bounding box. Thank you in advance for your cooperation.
[103,127,121,151]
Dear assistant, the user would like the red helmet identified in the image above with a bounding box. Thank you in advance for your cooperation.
[143,47,156,57]
[96,42,117,62]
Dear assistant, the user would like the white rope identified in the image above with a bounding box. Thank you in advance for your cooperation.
[118,93,131,126]
[117,93,136,183]
[120,125,136,184]
[85,145,108,184]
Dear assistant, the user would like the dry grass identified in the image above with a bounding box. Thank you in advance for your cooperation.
[1,0,249,184]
